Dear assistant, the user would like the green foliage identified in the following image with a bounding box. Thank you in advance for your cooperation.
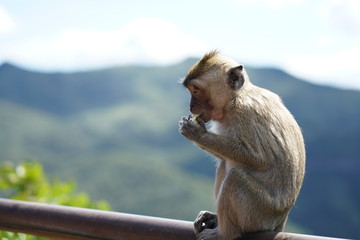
[0,161,110,240]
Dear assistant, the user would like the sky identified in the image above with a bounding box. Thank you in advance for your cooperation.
[0,0,360,90]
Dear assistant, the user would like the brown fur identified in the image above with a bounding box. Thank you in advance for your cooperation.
[179,51,306,240]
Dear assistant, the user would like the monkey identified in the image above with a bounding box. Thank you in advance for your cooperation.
[178,50,306,240]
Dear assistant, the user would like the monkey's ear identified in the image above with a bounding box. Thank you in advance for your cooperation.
[227,65,245,90]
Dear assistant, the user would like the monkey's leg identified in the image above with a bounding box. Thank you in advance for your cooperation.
[218,168,288,235]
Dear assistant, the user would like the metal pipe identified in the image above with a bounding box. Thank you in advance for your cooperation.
[0,198,348,240]
[0,198,194,240]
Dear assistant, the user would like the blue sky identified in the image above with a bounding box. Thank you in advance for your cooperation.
[0,0,359,89]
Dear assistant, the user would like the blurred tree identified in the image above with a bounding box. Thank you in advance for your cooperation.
[0,161,110,240]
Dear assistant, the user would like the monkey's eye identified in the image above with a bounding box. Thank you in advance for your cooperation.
[191,85,200,95]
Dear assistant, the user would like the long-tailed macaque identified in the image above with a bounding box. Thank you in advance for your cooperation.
[179,50,305,240]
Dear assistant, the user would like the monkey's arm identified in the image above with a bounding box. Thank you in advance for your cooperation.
[179,117,270,171]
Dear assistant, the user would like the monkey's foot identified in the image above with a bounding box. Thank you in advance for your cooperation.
[197,227,219,240]
[194,211,218,234]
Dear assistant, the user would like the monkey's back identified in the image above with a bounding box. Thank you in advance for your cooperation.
[218,84,306,222]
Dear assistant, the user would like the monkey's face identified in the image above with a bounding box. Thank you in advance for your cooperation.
[185,71,235,123]
[183,51,246,123]
[186,79,213,123]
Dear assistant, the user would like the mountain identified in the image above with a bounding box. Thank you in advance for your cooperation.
[0,61,359,239]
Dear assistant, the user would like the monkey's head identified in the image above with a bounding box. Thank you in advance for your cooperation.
[182,50,248,123]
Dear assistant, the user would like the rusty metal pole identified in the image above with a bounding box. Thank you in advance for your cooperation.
[0,198,348,240]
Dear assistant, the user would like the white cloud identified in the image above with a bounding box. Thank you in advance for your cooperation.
[3,18,207,71]
[318,0,360,36]
[0,4,15,34]
[231,0,302,9]
[284,48,360,89]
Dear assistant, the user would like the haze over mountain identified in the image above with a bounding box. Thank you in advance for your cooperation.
[0,60,359,239]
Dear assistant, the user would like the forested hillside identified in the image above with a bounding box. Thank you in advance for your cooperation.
[0,60,359,239]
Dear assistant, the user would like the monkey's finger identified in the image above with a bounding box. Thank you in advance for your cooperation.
[179,122,191,136]
[196,117,206,128]
[179,116,188,126]
[181,116,189,122]
[198,211,217,224]
[194,219,206,234]
[198,228,217,240]
[204,217,217,229]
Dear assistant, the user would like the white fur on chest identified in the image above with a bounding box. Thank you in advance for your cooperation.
[208,121,224,135]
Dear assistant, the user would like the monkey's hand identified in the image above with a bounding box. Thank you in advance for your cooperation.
[194,211,218,235]
[179,115,207,142]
